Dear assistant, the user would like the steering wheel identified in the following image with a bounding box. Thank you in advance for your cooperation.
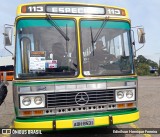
[102,54,117,64]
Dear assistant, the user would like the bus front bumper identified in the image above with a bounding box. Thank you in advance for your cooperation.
[14,110,139,130]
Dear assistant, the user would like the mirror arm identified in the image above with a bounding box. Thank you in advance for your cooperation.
[131,30,136,57]
[132,42,136,57]
[4,46,13,56]
[132,41,135,46]
[4,24,14,27]
[136,44,145,52]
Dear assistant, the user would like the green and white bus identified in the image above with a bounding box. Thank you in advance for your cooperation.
[4,2,145,130]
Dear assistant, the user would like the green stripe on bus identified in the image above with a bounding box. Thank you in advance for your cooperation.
[81,21,130,29]
[13,77,137,86]
[17,19,75,29]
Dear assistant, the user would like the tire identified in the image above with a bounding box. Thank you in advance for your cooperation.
[0,84,8,105]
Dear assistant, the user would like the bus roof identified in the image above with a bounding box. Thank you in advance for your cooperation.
[16,2,129,18]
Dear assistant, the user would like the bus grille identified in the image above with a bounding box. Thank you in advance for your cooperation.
[46,90,114,108]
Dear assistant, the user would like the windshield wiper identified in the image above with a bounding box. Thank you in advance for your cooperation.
[90,27,95,56]
[92,17,109,43]
[66,24,69,54]
[90,17,109,56]
[46,14,70,41]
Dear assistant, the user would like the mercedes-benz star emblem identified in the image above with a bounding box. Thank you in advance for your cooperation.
[75,92,89,106]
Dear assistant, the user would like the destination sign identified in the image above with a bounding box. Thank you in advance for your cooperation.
[46,6,105,15]
[106,8,126,16]
[22,5,45,13]
[21,5,126,16]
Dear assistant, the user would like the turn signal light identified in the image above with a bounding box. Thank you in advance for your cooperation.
[33,110,43,115]
[21,111,32,116]
[117,104,125,109]
[126,103,134,108]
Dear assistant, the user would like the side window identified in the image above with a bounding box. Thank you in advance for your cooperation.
[114,35,123,57]
[123,32,130,56]
[107,32,129,58]
[109,39,115,55]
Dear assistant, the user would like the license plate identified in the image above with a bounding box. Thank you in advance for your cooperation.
[73,119,94,128]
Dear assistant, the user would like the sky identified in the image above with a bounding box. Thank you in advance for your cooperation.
[0,0,160,64]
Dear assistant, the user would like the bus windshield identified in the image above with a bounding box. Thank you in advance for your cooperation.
[81,20,134,76]
[16,19,78,79]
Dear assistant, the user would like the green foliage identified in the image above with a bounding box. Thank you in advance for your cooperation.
[134,55,158,76]
[158,67,160,75]
[136,63,150,76]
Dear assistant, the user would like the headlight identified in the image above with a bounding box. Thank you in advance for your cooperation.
[22,97,31,106]
[116,89,135,102]
[34,96,43,105]
[126,90,133,98]
[117,91,124,99]
[20,94,45,109]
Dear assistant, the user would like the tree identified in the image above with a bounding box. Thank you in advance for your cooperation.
[136,63,150,76]
[158,66,160,76]
[134,55,158,75]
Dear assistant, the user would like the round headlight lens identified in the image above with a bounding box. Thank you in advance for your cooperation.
[117,91,124,99]
[126,90,133,98]
[22,97,31,106]
[34,96,43,105]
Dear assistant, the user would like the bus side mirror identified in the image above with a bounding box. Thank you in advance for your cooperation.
[3,25,13,46]
[137,28,145,44]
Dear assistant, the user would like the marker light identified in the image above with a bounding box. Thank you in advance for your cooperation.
[21,6,27,13]
[121,9,126,16]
